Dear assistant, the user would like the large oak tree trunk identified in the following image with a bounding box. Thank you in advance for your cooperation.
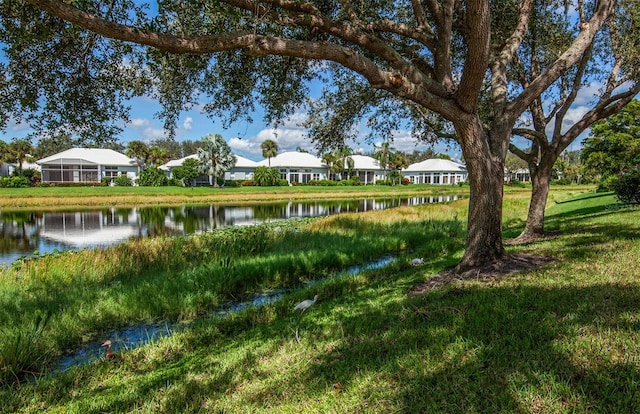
[456,119,507,271]
[518,157,554,239]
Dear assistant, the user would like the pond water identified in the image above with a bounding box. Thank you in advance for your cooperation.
[0,195,460,265]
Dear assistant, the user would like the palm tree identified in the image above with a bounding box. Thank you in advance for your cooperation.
[197,133,236,187]
[261,139,279,167]
[253,166,281,186]
[337,147,354,180]
[373,142,392,180]
[125,140,150,175]
[147,146,169,167]
[6,138,34,174]
[389,152,410,185]
[321,151,338,181]
[389,152,409,171]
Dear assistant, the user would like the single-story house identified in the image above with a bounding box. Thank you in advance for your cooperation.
[349,155,385,184]
[225,154,259,181]
[505,168,531,183]
[402,159,468,185]
[0,161,41,176]
[160,153,258,185]
[256,151,327,184]
[37,148,138,184]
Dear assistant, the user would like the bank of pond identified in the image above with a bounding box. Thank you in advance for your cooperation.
[0,199,466,386]
[0,195,461,265]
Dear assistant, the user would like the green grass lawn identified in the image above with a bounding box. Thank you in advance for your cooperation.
[2,188,639,413]
[0,183,476,209]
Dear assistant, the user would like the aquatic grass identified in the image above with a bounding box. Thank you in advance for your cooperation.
[0,205,466,380]
[0,310,51,386]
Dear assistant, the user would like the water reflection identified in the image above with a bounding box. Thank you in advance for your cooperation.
[0,195,460,265]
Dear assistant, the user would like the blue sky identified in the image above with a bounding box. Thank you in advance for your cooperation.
[3,77,599,161]
[1,87,457,161]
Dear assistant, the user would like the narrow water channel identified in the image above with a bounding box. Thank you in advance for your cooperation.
[54,255,396,372]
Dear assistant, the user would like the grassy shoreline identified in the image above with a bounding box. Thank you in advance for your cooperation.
[3,186,640,412]
[0,184,478,209]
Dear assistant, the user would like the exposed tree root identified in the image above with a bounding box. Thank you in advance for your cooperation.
[505,230,561,246]
[408,253,556,295]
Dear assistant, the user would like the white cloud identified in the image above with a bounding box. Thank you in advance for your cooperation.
[183,117,193,130]
[573,82,603,106]
[228,137,258,154]
[128,118,152,128]
[142,127,168,142]
[122,117,168,142]
[372,130,440,154]
[227,112,315,159]
[5,117,32,135]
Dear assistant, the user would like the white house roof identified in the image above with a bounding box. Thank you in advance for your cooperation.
[256,151,324,168]
[162,154,198,169]
[3,161,41,172]
[234,154,259,168]
[161,153,258,170]
[37,148,136,166]
[349,155,382,170]
[403,158,467,173]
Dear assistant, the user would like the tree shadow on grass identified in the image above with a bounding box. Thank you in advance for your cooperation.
[545,203,631,222]
[6,248,640,412]
[295,281,640,412]
[552,191,613,204]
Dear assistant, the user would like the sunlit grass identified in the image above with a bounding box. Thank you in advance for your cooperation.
[0,184,472,209]
[4,186,640,413]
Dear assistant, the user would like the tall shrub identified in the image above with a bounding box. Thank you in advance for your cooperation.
[612,172,640,205]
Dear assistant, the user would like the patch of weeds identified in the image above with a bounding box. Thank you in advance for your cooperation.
[0,310,51,386]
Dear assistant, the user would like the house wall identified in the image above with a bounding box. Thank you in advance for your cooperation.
[278,168,327,184]
[41,163,138,183]
[403,171,467,185]
[354,170,386,184]
[224,167,255,181]
[505,170,531,182]
[0,163,10,177]
[41,163,100,183]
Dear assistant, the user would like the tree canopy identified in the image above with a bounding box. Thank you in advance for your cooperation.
[582,100,640,179]
[0,0,627,270]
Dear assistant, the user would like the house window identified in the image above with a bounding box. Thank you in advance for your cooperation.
[301,169,312,183]
[104,166,119,178]
[289,169,299,183]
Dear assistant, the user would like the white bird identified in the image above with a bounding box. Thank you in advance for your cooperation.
[294,295,319,312]
[411,258,425,266]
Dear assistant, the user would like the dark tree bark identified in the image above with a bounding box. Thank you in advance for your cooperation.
[521,156,554,238]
